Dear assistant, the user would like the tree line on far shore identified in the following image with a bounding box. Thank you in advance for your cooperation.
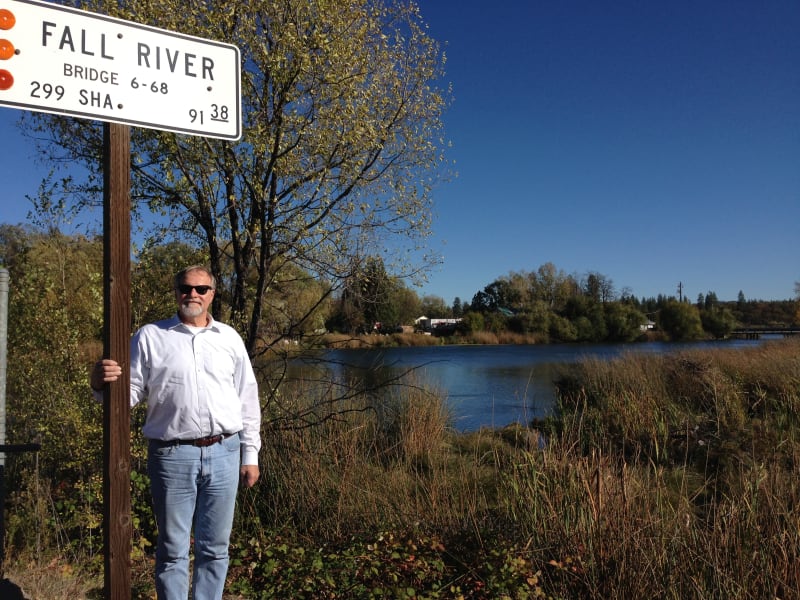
[326,258,799,343]
[0,226,796,348]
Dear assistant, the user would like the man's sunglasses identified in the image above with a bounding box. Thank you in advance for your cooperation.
[177,284,214,295]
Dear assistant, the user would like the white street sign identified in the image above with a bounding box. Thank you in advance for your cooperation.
[0,0,241,140]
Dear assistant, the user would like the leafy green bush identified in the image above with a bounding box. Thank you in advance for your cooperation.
[227,531,545,599]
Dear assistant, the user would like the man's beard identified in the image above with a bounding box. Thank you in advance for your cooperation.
[179,302,204,319]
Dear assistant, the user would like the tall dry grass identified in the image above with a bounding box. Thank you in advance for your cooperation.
[524,337,800,598]
[320,330,538,349]
[5,338,799,598]
[244,337,800,597]
[321,332,444,349]
[249,374,495,540]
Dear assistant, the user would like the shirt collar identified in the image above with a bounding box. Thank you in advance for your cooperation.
[167,313,221,333]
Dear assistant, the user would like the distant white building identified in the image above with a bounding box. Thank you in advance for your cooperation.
[415,316,462,333]
[640,319,656,331]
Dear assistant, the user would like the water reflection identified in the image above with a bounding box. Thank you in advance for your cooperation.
[286,339,767,432]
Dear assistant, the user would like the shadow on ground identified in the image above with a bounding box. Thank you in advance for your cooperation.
[0,578,26,599]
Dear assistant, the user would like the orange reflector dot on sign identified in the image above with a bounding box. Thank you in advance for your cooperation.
[0,9,15,30]
[0,69,13,90]
[0,39,14,60]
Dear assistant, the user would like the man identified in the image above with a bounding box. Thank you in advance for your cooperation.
[91,265,261,599]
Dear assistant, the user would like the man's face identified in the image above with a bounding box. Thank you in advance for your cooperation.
[175,270,215,323]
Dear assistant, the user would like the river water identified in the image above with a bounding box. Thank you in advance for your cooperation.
[289,339,768,432]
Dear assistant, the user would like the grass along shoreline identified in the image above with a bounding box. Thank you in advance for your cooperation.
[4,338,799,598]
[240,337,800,598]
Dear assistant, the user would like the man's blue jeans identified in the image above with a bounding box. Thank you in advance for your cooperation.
[148,433,241,600]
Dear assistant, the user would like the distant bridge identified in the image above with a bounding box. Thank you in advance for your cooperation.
[729,326,800,340]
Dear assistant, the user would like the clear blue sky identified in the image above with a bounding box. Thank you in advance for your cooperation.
[417,0,799,303]
[1,1,798,303]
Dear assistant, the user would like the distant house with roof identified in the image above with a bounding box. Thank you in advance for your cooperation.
[415,316,462,335]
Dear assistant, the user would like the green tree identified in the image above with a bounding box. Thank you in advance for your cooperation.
[794,281,800,323]
[4,230,106,554]
[549,314,578,342]
[459,311,485,334]
[0,224,32,269]
[420,294,450,318]
[704,291,719,311]
[328,256,401,333]
[391,286,422,328]
[512,300,551,337]
[658,301,704,341]
[604,302,646,342]
[25,0,450,354]
[737,290,746,309]
[259,262,333,338]
[562,295,607,342]
[471,278,521,314]
[531,262,578,310]
[452,297,463,317]
[701,306,737,339]
[583,271,615,304]
[696,293,705,309]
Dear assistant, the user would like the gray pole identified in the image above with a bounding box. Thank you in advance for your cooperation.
[0,268,7,468]
[0,268,7,573]
[0,269,40,574]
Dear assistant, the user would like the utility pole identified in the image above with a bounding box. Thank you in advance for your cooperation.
[677,281,683,302]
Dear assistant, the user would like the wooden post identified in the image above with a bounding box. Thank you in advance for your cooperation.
[102,122,132,599]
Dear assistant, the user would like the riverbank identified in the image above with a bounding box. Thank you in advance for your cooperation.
[319,329,668,349]
[5,337,798,598]
[321,330,538,348]
[248,322,709,357]
[238,337,800,597]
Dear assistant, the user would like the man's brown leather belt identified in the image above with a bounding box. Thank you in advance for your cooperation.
[179,433,233,447]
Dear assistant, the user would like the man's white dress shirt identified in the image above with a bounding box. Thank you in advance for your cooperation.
[129,314,261,465]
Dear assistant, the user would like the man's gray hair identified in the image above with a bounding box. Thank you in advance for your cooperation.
[174,265,217,290]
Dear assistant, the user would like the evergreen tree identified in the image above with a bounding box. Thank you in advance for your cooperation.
[452,297,463,317]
